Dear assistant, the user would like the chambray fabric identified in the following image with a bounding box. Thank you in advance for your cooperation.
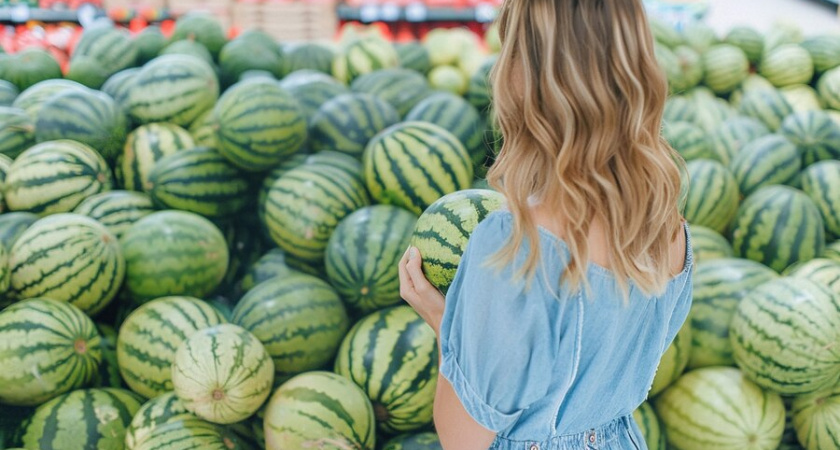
[438,210,693,449]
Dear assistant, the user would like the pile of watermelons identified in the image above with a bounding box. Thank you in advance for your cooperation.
[0,10,838,450]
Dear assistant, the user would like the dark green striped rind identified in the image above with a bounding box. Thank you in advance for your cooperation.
[395,42,432,75]
[707,116,770,166]
[411,189,505,292]
[73,26,138,78]
[170,12,227,57]
[351,68,432,117]
[785,258,840,297]
[264,164,371,263]
[0,212,37,250]
[730,185,825,272]
[133,416,255,450]
[264,371,376,450]
[0,79,18,106]
[147,146,250,218]
[160,40,214,66]
[791,383,840,450]
[10,213,124,313]
[724,26,764,64]
[632,402,665,450]
[101,68,140,110]
[309,93,399,158]
[11,79,86,120]
[118,123,196,192]
[383,432,442,450]
[654,367,785,450]
[1,49,62,92]
[760,44,815,88]
[232,273,349,381]
[688,258,778,369]
[364,121,474,216]
[663,121,719,162]
[22,388,143,450]
[120,210,229,301]
[689,224,734,263]
[465,56,496,114]
[737,88,795,131]
[278,70,351,124]
[683,159,740,235]
[332,37,399,84]
[650,322,691,396]
[5,139,112,215]
[188,109,218,150]
[73,190,156,239]
[116,296,226,399]
[0,106,35,159]
[213,78,307,171]
[730,277,840,395]
[663,96,697,124]
[818,66,840,110]
[126,55,219,127]
[335,305,438,434]
[406,92,486,168]
[802,35,840,73]
[126,392,192,449]
[729,134,801,197]
[218,36,283,87]
[326,205,417,315]
[232,248,301,299]
[703,44,750,94]
[171,324,274,424]
[824,241,840,263]
[780,110,840,166]
[281,42,335,75]
[800,161,840,240]
[0,298,101,405]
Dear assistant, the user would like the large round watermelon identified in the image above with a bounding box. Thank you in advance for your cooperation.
[703,44,750,94]
[650,322,691,396]
[689,224,734,263]
[309,93,399,158]
[406,92,486,169]
[118,122,196,192]
[132,416,253,450]
[170,13,227,57]
[683,159,739,234]
[780,110,840,166]
[350,68,431,117]
[633,402,666,450]
[800,161,840,240]
[278,70,350,124]
[707,117,770,166]
[792,383,840,450]
[729,134,801,197]
[0,106,35,159]
[73,190,155,239]
[785,258,840,296]
[333,37,399,84]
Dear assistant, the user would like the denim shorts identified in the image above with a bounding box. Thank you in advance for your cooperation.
[489,415,647,450]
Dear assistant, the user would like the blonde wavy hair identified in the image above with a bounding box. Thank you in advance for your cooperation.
[486,0,686,297]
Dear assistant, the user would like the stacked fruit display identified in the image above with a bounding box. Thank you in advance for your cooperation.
[0,9,838,450]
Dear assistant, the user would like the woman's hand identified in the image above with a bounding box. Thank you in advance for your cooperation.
[399,246,445,334]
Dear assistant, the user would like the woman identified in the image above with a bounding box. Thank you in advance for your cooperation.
[398,0,693,449]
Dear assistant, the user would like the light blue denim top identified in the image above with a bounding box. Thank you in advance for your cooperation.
[439,210,694,445]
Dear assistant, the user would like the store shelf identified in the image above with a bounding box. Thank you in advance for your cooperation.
[337,3,497,23]
[0,5,106,23]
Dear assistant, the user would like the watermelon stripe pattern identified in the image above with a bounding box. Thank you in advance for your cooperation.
[119,123,196,192]
[117,296,226,399]
[10,213,124,314]
[405,93,486,167]
[73,190,155,239]
[760,44,815,88]
[729,134,801,197]
[364,122,474,216]
[5,140,112,215]
[335,306,438,434]
[264,371,376,450]
[232,273,350,381]
[0,107,35,159]
[737,89,795,131]
[683,159,739,234]
[333,37,399,84]
[688,224,734,263]
[278,71,350,124]
[132,416,251,450]
[650,323,691,396]
[632,402,665,450]
[792,384,840,450]
[350,69,431,118]
[72,27,137,77]
[0,298,101,406]
[801,161,840,240]
[707,117,770,166]
[787,258,840,295]
[781,111,840,167]
[147,146,250,219]
[702,44,750,94]
[171,324,274,424]
[309,93,399,158]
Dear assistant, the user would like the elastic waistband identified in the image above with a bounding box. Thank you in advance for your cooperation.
[491,415,634,450]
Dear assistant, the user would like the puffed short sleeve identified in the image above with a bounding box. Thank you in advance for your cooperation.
[438,214,554,433]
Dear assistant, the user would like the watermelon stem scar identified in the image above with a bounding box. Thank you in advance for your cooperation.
[74,339,87,354]
[213,389,225,400]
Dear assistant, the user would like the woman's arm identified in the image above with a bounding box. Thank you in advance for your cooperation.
[399,247,497,449]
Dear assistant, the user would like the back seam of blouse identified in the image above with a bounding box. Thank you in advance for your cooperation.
[547,290,585,435]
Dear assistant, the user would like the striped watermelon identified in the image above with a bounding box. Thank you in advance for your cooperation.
[703,44,750,94]
[278,70,350,124]
[781,84,823,113]
[825,241,840,263]
[406,92,486,169]
[761,44,815,88]
[232,273,348,382]
[335,305,438,433]
[326,205,417,315]
[0,79,18,106]
[213,78,307,171]
[395,42,432,75]
[11,79,86,120]
[101,68,140,109]
[218,37,282,86]
[263,164,370,263]
[737,88,795,131]
[656,45,703,94]
[383,433,442,450]
[0,107,34,159]
[264,371,376,450]
[21,388,142,449]
[786,258,840,296]
[170,12,226,57]
[146,146,250,218]
[663,121,719,162]
[730,185,825,272]
[364,122,473,215]
[731,277,840,395]
[683,159,740,234]
[707,117,771,166]
[633,402,665,450]
[682,22,719,53]
[73,190,155,239]
[792,383,840,450]
[65,55,112,91]
[817,66,840,110]
[781,110,840,166]
[118,123,195,192]
[0,241,9,297]
[132,416,253,450]
[689,258,778,369]
[172,323,274,424]
[654,367,785,450]
[351,68,431,117]
[663,96,697,124]
[729,134,801,197]
[650,16,683,48]
[0,212,37,250]
[0,298,101,405]
[281,42,334,75]
[72,26,137,79]
[126,55,219,127]
[160,40,214,66]
[410,189,505,292]
[5,140,112,215]
[188,109,218,149]
[117,296,226,399]
[233,248,298,297]
[35,88,127,162]
[1,48,62,91]
[650,322,691,396]
[465,56,496,115]
[309,93,399,158]
[10,213,124,313]
[689,88,738,131]
[801,35,840,73]
[725,26,764,64]
[333,37,399,84]
[120,210,229,301]
[125,392,193,449]
[800,161,840,239]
